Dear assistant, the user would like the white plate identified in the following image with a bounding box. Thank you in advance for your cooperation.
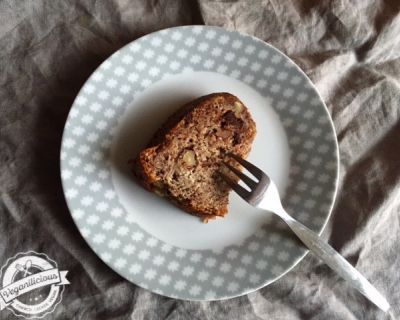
[61,25,339,300]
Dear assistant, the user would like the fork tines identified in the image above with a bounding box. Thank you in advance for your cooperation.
[218,153,261,200]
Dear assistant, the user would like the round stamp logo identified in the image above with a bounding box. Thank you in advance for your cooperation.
[0,251,69,319]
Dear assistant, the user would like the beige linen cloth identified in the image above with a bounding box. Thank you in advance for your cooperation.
[0,1,399,319]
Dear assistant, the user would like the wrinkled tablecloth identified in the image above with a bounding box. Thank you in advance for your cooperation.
[1,1,399,319]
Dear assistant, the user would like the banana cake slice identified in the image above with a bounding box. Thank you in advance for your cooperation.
[134,93,256,222]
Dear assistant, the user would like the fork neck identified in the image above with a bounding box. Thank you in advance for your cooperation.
[255,186,294,222]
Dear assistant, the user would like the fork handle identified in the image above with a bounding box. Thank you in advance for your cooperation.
[281,214,390,312]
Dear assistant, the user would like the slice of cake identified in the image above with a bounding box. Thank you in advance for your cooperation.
[134,93,256,222]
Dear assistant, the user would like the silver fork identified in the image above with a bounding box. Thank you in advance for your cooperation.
[220,153,390,312]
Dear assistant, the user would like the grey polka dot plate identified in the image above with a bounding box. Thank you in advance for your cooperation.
[60,26,339,300]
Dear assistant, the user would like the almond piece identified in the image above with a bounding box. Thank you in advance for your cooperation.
[182,150,197,166]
